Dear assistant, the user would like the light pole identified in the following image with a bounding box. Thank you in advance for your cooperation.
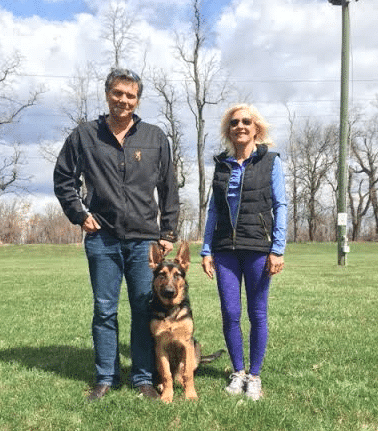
[328,0,356,266]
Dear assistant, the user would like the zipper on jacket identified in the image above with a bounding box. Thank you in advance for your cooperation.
[218,159,235,250]
[231,167,246,249]
[259,213,272,242]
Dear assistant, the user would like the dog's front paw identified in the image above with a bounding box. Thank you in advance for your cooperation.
[161,389,174,403]
[185,389,198,401]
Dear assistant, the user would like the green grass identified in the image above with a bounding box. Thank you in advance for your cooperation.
[0,242,377,431]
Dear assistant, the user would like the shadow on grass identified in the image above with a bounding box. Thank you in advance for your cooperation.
[0,343,132,386]
[0,343,226,389]
[195,365,226,380]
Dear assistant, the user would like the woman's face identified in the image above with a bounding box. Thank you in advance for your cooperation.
[228,109,257,147]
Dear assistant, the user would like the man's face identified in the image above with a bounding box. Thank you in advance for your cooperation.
[106,78,140,121]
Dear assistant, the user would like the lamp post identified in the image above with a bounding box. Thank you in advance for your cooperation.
[328,0,353,266]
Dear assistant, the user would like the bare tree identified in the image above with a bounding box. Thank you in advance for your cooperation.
[0,200,82,244]
[351,114,378,235]
[151,69,187,189]
[0,52,44,194]
[285,107,301,242]
[293,120,338,241]
[38,141,60,165]
[101,0,138,69]
[0,198,31,243]
[178,199,200,241]
[0,53,43,127]
[0,143,32,195]
[26,203,82,244]
[175,0,226,237]
[62,63,103,129]
[348,165,371,240]
[39,62,103,165]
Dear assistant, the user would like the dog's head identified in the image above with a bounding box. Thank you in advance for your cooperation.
[149,242,190,307]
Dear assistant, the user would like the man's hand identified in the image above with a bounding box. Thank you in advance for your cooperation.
[202,255,214,279]
[267,253,284,276]
[158,239,173,256]
[82,214,101,233]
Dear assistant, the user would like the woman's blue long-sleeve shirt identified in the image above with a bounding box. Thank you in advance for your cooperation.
[201,153,287,256]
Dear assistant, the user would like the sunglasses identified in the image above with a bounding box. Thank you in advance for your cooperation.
[229,118,253,127]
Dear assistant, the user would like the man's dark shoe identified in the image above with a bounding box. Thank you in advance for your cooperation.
[136,384,160,400]
[87,384,111,402]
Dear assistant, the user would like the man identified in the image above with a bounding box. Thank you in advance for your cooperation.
[54,68,179,401]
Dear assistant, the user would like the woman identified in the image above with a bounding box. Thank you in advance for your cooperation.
[201,104,287,401]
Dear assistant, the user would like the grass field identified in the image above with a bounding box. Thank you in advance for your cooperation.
[0,242,377,431]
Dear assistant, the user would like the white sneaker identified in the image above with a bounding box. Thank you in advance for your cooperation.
[244,374,262,401]
[225,370,245,395]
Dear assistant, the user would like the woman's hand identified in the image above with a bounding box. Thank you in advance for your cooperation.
[267,253,284,276]
[202,255,215,279]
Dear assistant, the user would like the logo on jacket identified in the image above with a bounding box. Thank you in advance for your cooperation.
[134,150,142,162]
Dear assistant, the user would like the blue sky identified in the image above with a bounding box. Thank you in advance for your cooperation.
[3,0,233,23]
[1,0,91,20]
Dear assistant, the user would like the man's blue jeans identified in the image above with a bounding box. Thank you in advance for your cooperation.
[84,230,154,387]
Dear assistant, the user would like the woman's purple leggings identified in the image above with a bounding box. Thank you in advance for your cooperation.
[213,250,271,376]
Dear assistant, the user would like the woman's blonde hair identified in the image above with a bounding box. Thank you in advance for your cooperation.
[220,103,274,157]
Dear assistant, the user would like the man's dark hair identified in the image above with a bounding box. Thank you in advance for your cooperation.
[105,68,143,99]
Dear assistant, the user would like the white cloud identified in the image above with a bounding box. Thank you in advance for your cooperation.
[218,1,340,97]
[216,0,378,139]
[8,13,101,77]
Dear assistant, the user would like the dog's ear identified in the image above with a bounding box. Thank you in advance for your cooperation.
[149,242,164,269]
[174,242,190,272]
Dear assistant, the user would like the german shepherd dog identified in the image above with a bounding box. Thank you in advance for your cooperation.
[149,242,224,403]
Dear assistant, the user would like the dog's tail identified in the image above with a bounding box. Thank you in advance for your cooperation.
[200,349,225,364]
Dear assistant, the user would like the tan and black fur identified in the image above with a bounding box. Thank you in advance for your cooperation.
[149,242,224,403]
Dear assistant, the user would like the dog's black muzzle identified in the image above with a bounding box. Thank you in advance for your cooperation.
[161,285,176,299]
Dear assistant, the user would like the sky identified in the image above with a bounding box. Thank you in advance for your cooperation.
[4,0,231,22]
[0,0,377,215]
